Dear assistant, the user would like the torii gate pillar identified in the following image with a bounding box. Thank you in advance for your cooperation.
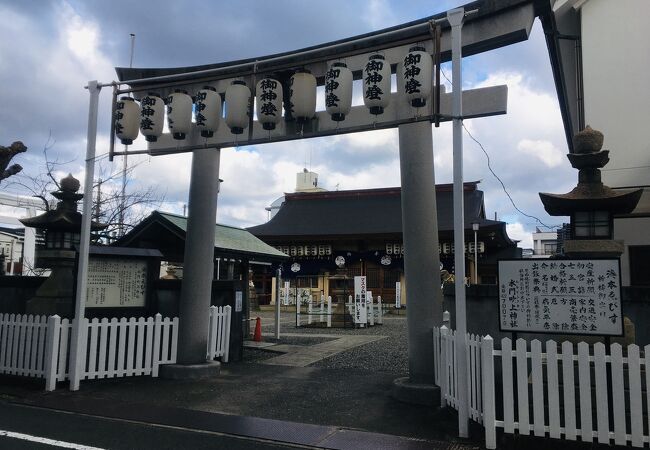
[161,147,222,377]
[392,121,442,405]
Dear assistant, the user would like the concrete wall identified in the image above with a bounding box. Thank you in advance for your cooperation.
[581,0,650,193]
[443,284,650,347]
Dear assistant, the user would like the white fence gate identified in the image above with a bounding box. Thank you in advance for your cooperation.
[434,326,650,449]
[0,306,231,391]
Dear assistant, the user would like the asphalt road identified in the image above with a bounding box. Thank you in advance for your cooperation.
[0,401,304,450]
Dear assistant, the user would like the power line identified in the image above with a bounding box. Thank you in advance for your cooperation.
[439,67,558,230]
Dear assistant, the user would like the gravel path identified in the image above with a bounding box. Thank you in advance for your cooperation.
[247,312,409,375]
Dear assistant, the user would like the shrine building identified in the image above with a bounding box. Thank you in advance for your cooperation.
[247,179,520,306]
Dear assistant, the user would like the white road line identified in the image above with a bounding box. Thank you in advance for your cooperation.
[0,430,104,450]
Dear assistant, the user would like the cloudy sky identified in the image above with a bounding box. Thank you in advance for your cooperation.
[0,0,576,248]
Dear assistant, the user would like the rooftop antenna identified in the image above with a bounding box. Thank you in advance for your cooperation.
[118,33,136,237]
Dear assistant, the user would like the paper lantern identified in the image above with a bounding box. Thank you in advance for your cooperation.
[325,62,352,122]
[166,89,193,140]
[403,46,432,108]
[256,78,283,130]
[363,54,391,115]
[115,97,139,145]
[225,81,251,135]
[139,93,164,142]
[289,70,316,124]
[195,86,222,138]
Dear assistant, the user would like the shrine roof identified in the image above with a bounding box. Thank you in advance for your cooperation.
[114,211,287,261]
[247,182,515,247]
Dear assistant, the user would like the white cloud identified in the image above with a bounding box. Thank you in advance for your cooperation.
[506,222,533,249]
[517,139,564,168]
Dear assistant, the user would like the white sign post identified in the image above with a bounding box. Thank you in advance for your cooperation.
[395,281,401,309]
[498,259,623,335]
[354,276,367,326]
[283,281,290,306]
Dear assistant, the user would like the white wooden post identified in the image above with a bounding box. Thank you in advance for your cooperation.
[377,296,383,324]
[152,313,162,377]
[307,296,313,325]
[515,338,530,435]
[223,305,231,363]
[320,294,324,323]
[610,343,625,445]
[326,296,332,328]
[439,325,449,408]
[296,293,301,327]
[368,292,374,326]
[546,340,561,439]
[593,342,609,444]
[207,306,217,360]
[443,310,450,327]
[481,335,496,449]
[628,345,643,447]
[44,315,61,392]
[530,340,544,437]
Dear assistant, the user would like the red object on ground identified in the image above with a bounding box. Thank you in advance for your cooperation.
[253,317,262,342]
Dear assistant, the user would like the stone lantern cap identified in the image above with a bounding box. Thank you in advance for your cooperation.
[19,173,106,232]
[539,126,642,216]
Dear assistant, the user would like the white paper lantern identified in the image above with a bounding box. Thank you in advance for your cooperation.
[166,89,193,140]
[325,62,353,122]
[256,78,283,130]
[225,80,251,134]
[115,97,139,145]
[363,54,391,115]
[195,86,222,138]
[289,70,316,124]
[403,46,432,108]
[139,93,164,142]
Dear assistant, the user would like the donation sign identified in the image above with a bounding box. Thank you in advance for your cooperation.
[86,258,148,307]
[395,281,401,309]
[354,276,368,324]
[498,259,622,335]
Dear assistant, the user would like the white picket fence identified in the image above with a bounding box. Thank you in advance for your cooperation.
[0,306,231,391]
[434,327,650,449]
[207,305,231,362]
[0,314,51,378]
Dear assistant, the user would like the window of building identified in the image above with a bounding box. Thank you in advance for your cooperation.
[630,246,650,286]
[573,211,611,239]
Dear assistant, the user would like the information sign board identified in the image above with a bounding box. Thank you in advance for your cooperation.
[86,258,148,307]
[395,281,401,309]
[283,281,290,305]
[498,259,622,335]
[354,276,367,324]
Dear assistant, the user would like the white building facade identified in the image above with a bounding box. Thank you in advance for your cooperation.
[545,0,650,285]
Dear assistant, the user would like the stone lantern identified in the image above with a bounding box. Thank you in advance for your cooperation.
[539,126,642,258]
[20,174,106,316]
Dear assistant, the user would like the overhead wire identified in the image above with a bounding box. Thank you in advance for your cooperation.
[439,67,561,230]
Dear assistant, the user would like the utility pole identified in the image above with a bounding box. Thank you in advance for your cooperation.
[118,33,136,237]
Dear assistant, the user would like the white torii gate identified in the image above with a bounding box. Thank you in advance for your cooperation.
[0,192,43,275]
[71,1,536,436]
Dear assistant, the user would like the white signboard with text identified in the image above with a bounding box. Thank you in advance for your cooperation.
[354,276,368,324]
[395,281,401,309]
[498,259,622,335]
[283,281,290,305]
[86,258,148,307]
[235,291,243,312]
